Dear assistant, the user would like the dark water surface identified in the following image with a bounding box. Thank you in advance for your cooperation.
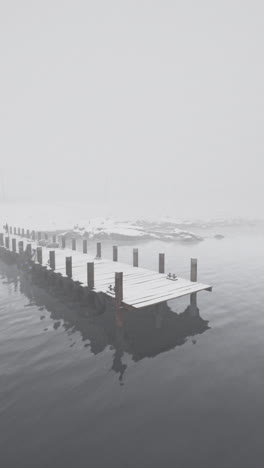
[1,227,264,468]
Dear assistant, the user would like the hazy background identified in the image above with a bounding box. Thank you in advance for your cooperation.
[0,0,263,220]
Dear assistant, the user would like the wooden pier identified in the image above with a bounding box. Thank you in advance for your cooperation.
[0,227,212,309]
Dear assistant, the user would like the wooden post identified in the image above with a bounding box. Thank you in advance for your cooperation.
[18,228,21,236]
[113,246,118,262]
[133,248,138,267]
[72,238,76,251]
[66,257,72,278]
[22,228,25,237]
[87,262,94,289]
[96,242,101,259]
[32,230,36,241]
[26,243,32,258]
[49,251,55,271]
[0,233,4,246]
[26,229,30,239]
[5,237,10,249]
[61,235,66,249]
[14,227,17,235]
[159,253,165,273]
[52,234,56,244]
[83,239,88,254]
[37,247,42,264]
[37,231,41,241]
[190,258,198,282]
[12,238,16,252]
[115,272,123,308]
[18,241,24,254]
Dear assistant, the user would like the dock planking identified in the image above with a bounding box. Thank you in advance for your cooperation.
[1,229,212,309]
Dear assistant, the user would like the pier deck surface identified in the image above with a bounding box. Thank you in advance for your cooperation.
[5,234,212,309]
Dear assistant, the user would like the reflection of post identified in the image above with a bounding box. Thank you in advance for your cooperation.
[115,272,124,327]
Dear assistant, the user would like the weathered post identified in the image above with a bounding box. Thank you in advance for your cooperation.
[190,258,198,282]
[26,243,32,258]
[83,239,88,254]
[37,247,43,264]
[32,230,36,241]
[12,238,16,252]
[49,251,55,271]
[159,253,165,273]
[190,258,198,309]
[72,238,76,251]
[96,242,101,259]
[113,246,118,262]
[5,237,10,249]
[61,235,66,249]
[133,248,139,267]
[22,228,25,237]
[87,262,94,289]
[66,257,72,278]
[115,272,123,308]
[18,241,24,254]
[0,233,4,246]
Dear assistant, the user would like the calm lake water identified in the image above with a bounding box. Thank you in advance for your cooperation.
[1,225,264,468]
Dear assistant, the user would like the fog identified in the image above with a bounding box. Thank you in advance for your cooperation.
[0,1,263,220]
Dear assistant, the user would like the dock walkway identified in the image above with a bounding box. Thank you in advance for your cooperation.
[0,229,212,309]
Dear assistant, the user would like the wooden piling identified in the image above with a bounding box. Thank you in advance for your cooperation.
[87,262,94,289]
[18,241,24,254]
[83,239,87,254]
[0,233,4,246]
[115,272,123,308]
[159,253,165,273]
[12,238,16,252]
[113,246,118,262]
[5,237,10,249]
[37,247,43,264]
[66,257,72,278]
[133,248,139,267]
[190,258,198,282]
[26,243,32,257]
[96,242,101,259]
[72,238,76,251]
[49,251,55,271]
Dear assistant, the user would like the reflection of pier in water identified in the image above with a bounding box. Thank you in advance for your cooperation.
[1,262,210,383]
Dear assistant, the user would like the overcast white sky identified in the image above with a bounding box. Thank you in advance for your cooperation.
[0,1,263,219]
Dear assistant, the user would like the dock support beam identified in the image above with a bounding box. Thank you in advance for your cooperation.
[49,251,55,271]
[115,272,123,308]
[66,257,72,278]
[133,248,138,267]
[87,262,94,289]
[113,246,118,262]
[96,242,101,259]
[83,239,87,254]
[159,253,165,273]
[12,238,16,252]
[37,247,43,264]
